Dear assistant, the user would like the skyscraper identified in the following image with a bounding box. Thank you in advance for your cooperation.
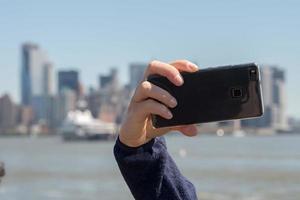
[58,70,79,95]
[21,43,52,105]
[20,43,55,130]
[0,94,18,133]
[129,63,147,91]
[43,62,54,95]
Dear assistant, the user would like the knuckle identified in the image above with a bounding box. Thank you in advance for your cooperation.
[141,81,152,90]
[180,59,189,64]
[141,81,152,92]
[149,60,159,68]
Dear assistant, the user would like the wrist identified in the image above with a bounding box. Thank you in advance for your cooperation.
[119,134,144,147]
[119,134,151,148]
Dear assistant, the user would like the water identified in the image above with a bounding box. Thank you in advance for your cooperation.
[0,134,300,200]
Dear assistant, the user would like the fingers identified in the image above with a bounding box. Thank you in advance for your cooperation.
[169,60,199,72]
[143,60,199,86]
[135,59,199,104]
[144,60,184,86]
[132,81,177,108]
[135,99,173,121]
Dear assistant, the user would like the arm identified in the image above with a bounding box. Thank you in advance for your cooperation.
[114,136,197,200]
[116,60,199,200]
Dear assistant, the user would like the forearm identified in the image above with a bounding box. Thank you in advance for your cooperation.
[114,136,198,200]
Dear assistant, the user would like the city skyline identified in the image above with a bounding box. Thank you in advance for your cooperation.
[0,0,299,117]
[0,41,294,134]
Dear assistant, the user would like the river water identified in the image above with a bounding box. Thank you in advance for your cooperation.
[0,134,299,200]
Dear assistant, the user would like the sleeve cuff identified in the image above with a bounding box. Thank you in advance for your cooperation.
[115,136,155,154]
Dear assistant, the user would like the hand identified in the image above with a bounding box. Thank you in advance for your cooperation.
[119,60,199,147]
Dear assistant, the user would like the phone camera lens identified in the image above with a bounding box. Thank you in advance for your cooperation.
[231,88,243,98]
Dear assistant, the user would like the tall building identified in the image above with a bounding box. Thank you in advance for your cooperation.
[58,70,79,95]
[241,65,288,131]
[20,43,55,130]
[53,89,77,126]
[43,62,54,95]
[21,43,51,105]
[129,63,147,90]
[0,94,18,133]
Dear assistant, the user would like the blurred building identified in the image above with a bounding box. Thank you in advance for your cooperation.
[129,63,147,91]
[54,70,81,129]
[19,106,34,132]
[241,65,288,133]
[58,70,80,96]
[21,43,53,105]
[31,95,57,129]
[99,68,118,90]
[87,89,102,118]
[0,94,18,133]
[96,68,120,122]
[86,67,130,124]
[20,43,56,132]
[43,62,54,95]
[53,89,77,127]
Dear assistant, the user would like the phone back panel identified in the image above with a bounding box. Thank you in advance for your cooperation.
[148,63,264,128]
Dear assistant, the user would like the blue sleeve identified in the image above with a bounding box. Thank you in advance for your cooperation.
[113,136,198,200]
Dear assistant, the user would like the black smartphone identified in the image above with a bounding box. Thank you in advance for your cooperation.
[147,63,264,128]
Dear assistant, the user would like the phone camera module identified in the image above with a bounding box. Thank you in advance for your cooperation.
[231,88,243,98]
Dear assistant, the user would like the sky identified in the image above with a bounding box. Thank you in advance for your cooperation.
[0,0,299,117]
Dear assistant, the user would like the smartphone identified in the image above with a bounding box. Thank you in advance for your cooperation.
[147,63,264,128]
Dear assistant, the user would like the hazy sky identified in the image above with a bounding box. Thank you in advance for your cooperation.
[0,0,299,117]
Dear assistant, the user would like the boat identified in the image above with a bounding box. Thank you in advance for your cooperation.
[59,101,117,141]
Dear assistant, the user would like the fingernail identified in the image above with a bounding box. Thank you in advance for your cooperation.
[188,62,199,71]
[170,98,177,108]
[174,74,184,85]
[166,111,173,119]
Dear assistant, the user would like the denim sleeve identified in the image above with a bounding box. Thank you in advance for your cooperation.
[113,136,198,200]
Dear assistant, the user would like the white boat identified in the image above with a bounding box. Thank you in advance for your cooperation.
[59,104,117,141]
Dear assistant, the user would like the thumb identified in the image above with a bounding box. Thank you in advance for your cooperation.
[147,119,198,138]
[176,125,198,137]
[146,121,174,138]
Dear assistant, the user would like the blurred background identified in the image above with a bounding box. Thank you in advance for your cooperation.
[0,0,299,199]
